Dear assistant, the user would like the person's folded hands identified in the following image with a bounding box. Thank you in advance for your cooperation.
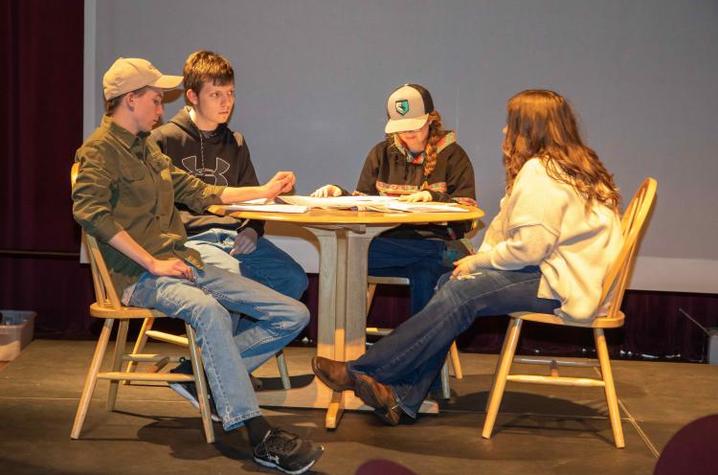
[310,184,342,198]
[398,190,432,202]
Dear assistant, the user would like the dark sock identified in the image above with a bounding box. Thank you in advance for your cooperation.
[245,415,272,447]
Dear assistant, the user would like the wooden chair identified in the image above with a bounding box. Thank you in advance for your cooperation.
[481,177,657,448]
[70,164,215,443]
[125,318,292,390]
[366,275,464,399]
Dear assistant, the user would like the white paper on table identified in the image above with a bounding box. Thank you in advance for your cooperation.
[221,200,309,214]
[384,202,469,213]
[277,195,398,209]
[223,195,468,214]
[280,195,468,213]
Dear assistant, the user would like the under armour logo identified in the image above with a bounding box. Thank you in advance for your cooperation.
[181,156,230,186]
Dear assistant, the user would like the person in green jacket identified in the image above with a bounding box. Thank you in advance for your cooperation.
[72,57,323,474]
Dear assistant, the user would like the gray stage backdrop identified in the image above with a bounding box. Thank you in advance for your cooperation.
[84,0,718,293]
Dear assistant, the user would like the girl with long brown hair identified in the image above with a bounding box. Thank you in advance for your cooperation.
[311,89,623,427]
[311,84,477,314]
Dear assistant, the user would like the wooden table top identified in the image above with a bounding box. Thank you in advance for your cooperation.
[208,204,484,226]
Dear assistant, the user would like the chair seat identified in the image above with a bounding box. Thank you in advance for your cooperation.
[367,276,410,286]
[89,302,166,320]
[509,310,625,328]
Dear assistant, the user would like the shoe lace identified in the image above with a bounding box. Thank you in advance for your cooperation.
[262,429,299,455]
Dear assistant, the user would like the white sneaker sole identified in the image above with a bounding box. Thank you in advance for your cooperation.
[169,382,221,423]
[253,452,322,475]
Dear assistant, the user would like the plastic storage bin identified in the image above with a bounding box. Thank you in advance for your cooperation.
[0,310,36,361]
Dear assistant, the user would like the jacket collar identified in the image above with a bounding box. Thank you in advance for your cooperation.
[104,115,149,150]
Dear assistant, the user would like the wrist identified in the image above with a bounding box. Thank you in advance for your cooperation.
[144,256,159,273]
[257,184,271,198]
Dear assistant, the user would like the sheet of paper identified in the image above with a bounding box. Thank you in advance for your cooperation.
[280,195,468,213]
[278,195,398,209]
[384,202,469,213]
[225,195,468,214]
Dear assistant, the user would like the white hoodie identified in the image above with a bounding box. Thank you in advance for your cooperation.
[475,158,623,321]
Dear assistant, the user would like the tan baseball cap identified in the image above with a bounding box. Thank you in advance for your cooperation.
[385,83,435,134]
[103,57,183,100]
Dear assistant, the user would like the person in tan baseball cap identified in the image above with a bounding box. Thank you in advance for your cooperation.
[101,57,182,134]
[103,57,183,100]
[73,57,323,473]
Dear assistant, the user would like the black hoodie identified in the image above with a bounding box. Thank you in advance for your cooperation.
[150,107,264,237]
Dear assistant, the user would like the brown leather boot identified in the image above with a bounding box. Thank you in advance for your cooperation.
[354,373,402,426]
[311,356,355,391]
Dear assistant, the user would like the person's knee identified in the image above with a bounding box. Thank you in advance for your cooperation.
[286,268,309,299]
[186,298,233,334]
[436,271,453,290]
[285,301,311,334]
[431,278,466,307]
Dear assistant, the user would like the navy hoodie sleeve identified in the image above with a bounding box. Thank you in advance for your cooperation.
[229,134,265,237]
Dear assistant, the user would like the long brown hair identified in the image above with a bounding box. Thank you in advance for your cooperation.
[388,110,451,177]
[502,89,620,210]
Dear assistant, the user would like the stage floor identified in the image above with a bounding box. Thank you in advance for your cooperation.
[0,340,716,474]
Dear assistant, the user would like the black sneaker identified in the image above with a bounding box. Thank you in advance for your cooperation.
[253,428,324,474]
[169,358,221,423]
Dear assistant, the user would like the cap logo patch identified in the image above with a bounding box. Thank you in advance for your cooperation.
[395,99,410,116]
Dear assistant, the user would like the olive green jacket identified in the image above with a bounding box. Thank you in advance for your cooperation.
[72,116,225,296]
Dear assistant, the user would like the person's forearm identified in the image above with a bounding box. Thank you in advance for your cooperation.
[108,230,193,280]
[219,185,268,204]
[485,225,555,270]
[108,230,156,271]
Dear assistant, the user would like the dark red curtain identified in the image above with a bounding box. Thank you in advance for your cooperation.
[0,0,94,337]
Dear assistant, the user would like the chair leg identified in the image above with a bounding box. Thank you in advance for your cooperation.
[186,324,216,444]
[440,360,451,399]
[365,283,377,311]
[449,341,463,380]
[594,328,625,448]
[107,319,129,411]
[124,317,154,382]
[71,319,114,439]
[276,350,291,390]
[482,318,523,439]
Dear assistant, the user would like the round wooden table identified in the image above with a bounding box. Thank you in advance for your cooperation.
[209,205,485,428]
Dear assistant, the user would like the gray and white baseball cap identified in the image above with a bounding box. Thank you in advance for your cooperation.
[385,83,435,134]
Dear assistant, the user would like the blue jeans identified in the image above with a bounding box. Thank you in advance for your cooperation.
[128,261,310,431]
[368,237,450,314]
[348,266,560,417]
[186,229,309,300]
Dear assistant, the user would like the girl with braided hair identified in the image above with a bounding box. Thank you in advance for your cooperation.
[312,84,477,314]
